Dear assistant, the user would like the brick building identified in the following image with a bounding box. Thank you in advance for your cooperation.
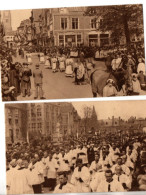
[5,104,28,144]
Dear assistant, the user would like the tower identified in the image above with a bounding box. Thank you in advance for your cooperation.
[2,10,12,35]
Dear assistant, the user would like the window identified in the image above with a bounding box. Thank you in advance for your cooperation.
[77,34,81,43]
[72,18,78,29]
[100,34,109,46]
[61,18,67,29]
[15,119,18,125]
[8,118,12,125]
[89,34,98,47]
[91,19,96,29]
[59,35,64,46]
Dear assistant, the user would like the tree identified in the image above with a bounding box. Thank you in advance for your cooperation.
[82,105,93,134]
[85,4,144,46]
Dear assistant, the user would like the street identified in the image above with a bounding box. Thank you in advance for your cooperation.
[13,54,146,101]
[13,55,94,100]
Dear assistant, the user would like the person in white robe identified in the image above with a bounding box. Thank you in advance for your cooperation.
[113,165,132,191]
[70,158,91,193]
[53,172,75,193]
[58,54,66,72]
[65,54,74,77]
[26,52,32,65]
[42,151,50,187]
[111,157,130,176]
[51,55,58,73]
[44,54,51,69]
[39,53,45,63]
[8,159,33,194]
[46,153,59,191]
[96,169,124,192]
[29,155,44,194]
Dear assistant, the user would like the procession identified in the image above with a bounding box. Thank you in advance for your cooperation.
[0,4,146,101]
[6,128,146,194]
[1,43,146,101]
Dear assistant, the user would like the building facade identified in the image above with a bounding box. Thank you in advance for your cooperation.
[5,104,28,145]
[27,102,80,141]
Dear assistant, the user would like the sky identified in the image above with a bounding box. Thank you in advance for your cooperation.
[11,9,31,30]
[72,100,146,120]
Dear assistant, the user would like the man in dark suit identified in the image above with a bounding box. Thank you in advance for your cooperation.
[33,64,45,99]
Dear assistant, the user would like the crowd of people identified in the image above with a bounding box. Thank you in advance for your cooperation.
[6,132,146,194]
[0,43,146,101]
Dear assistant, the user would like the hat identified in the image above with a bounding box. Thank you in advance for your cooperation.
[107,79,114,84]
[132,73,138,78]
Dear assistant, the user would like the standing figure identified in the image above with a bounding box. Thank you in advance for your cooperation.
[20,63,32,97]
[33,64,45,99]
[74,58,85,85]
[26,52,32,65]
[39,52,45,64]
[58,54,66,72]
[44,54,51,69]
[51,55,58,73]
[65,54,74,77]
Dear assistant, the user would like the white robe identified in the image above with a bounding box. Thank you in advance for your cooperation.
[53,182,75,193]
[71,166,91,192]
[8,168,33,194]
[96,179,124,192]
[90,171,105,192]
[113,174,132,190]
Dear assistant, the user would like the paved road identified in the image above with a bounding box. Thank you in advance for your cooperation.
[13,54,146,101]
[13,55,97,101]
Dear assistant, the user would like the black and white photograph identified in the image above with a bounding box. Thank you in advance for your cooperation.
[5,100,146,194]
[0,4,146,101]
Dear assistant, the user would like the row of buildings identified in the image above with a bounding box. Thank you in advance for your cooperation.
[5,103,82,144]
[5,102,146,145]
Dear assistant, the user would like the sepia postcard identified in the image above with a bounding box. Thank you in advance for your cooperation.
[5,100,146,194]
[0,4,146,101]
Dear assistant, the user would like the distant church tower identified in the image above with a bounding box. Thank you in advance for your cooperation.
[2,10,12,35]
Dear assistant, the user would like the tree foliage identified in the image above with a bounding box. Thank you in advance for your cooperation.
[85,4,144,45]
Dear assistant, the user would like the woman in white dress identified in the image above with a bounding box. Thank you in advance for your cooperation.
[39,53,45,63]
[51,55,58,73]
[44,54,51,69]
[65,54,74,77]
[26,52,32,65]
[58,54,66,72]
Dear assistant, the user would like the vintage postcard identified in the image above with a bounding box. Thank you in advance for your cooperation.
[0,4,146,101]
[5,100,146,193]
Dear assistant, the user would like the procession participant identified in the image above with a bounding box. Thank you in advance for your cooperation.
[46,153,59,191]
[29,154,44,194]
[137,164,146,191]
[90,164,105,192]
[44,53,51,69]
[111,157,130,176]
[20,63,32,97]
[113,165,132,191]
[89,153,102,179]
[58,54,66,72]
[87,144,95,165]
[26,51,32,65]
[33,64,45,100]
[137,57,146,75]
[99,150,113,170]
[65,54,74,77]
[53,172,75,193]
[39,52,45,64]
[103,79,118,97]
[111,54,122,71]
[51,54,58,73]
[42,151,50,187]
[96,169,124,192]
[131,73,141,95]
[7,159,33,194]
[70,158,91,192]
[74,58,85,85]
[7,159,17,194]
